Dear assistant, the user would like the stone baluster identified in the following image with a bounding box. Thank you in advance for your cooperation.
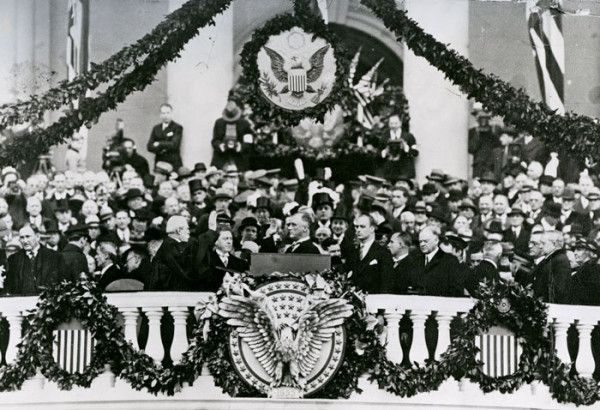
[169,306,190,363]
[384,311,404,364]
[5,312,23,363]
[552,318,572,365]
[434,312,454,360]
[410,310,430,364]
[576,320,596,378]
[120,308,139,348]
[142,306,164,362]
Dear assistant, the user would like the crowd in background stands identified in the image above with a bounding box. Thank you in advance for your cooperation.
[1,100,599,308]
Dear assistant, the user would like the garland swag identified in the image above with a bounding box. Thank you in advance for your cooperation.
[1,275,599,406]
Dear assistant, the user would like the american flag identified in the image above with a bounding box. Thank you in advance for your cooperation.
[66,0,90,157]
[527,0,565,114]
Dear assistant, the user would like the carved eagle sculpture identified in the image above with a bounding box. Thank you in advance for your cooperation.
[263,45,330,99]
[219,291,353,390]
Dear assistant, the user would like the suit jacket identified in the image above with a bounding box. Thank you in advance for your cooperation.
[122,152,150,178]
[97,264,125,290]
[147,121,183,169]
[147,236,196,291]
[383,254,415,294]
[570,261,600,305]
[5,246,62,295]
[531,249,571,304]
[515,136,546,163]
[210,117,253,170]
[285,238,321,254]
[345,241,393,294]
[503,226,531,254]
[411,249,463,297]
[60,243,89,282]
[561,210,591,236]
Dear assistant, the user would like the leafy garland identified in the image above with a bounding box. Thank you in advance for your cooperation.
[0,275,599,406]
[361,0,600,164]
[0,0,233,167]
[0,0,219,128]
[239,12,348,126]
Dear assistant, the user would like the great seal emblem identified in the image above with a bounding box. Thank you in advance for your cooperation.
[219,278,352,398]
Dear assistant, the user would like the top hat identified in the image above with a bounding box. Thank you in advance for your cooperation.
[312,192,334,209]
[43,219,59,234]
[356,195,374,213]
[562,187,576,201]
[331,206,349,223]
[54,198,71,213]
[255,196,272,211]
[188,179,205,194]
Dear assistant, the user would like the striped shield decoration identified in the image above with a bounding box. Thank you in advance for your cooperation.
[477,326,523,377]
[527,0,565,114]
[288,68,306,93]
[52,320,94,374]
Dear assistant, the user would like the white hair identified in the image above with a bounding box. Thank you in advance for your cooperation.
[166,215,187,234]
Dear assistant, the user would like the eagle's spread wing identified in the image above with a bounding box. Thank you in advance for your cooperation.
[263,46,288,83]
[306,45,330,83]
[295,298,353,377]
[219,294,279,376]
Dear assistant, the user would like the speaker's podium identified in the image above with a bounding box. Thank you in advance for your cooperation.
[249,253,331,276]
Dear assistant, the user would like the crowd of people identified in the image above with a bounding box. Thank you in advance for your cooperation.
[1,100,599,308]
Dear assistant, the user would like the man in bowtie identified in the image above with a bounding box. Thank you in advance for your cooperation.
[4,225,61,295]
[146,103,183,169]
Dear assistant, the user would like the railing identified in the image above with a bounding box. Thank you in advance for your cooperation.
[0,292,599,408]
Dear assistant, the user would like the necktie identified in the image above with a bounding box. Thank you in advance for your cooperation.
[222,256,228,266]
[424,256,429,267]
[26,251,36,259]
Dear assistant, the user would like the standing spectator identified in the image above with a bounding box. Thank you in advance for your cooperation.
[147,103,183,169]
[465,241,502,296]
[65,136,86,173]
[468,111,499,178]
[96,242,122,290]
[211,98,254,171]
[345,214,392,294]
[378,114,419,179]
[121,138,150,178]
[531,230,571,303]
[570,239,600,305]
[515,131,546,164]
[4,225,61,295]
[504,207,530,253]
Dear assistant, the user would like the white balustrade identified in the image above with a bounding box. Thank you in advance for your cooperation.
[434,312,454,360]
[142,306,165,362]
[576,320,596,378]
[4,312,23,364]
[551,317,572,365]
[119,307,139,348]
[169,306,190,363]
[383,311,403,363]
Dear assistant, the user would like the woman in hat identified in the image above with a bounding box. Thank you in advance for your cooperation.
[211,98,254,171]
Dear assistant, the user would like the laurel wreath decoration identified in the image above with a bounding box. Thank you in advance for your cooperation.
[361,0,600,165]
[239,13,348,126]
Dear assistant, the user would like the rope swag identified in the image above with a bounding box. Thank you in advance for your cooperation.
[361,0,600,164]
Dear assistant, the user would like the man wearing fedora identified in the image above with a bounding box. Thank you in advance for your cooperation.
[211,98,254,170]
[147,103,183,169]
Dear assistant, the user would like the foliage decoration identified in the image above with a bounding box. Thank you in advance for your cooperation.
[0,0,233,167]
[0,0,228,128]
[361,0,600,164]
[239,12,349,126]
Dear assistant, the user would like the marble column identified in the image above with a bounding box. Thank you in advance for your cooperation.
[402,0,470,182]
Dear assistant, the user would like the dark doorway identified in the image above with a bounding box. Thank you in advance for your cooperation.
[329,23,403,86]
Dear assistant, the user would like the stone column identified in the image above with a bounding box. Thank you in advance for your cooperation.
[402,0,470,182]
[167,0,234,168]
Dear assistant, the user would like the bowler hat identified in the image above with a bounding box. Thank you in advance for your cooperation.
[238,216,260,233]
[427,208,449,225]
[194,162,207,173]
[545,202,562,219]
[562,188,576,201]
[124,188,144,202]
[479,172,498,185]
[216,213,234,225]
[459,198,478,214]
[421,183,438,196]
[539,175,555,186]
